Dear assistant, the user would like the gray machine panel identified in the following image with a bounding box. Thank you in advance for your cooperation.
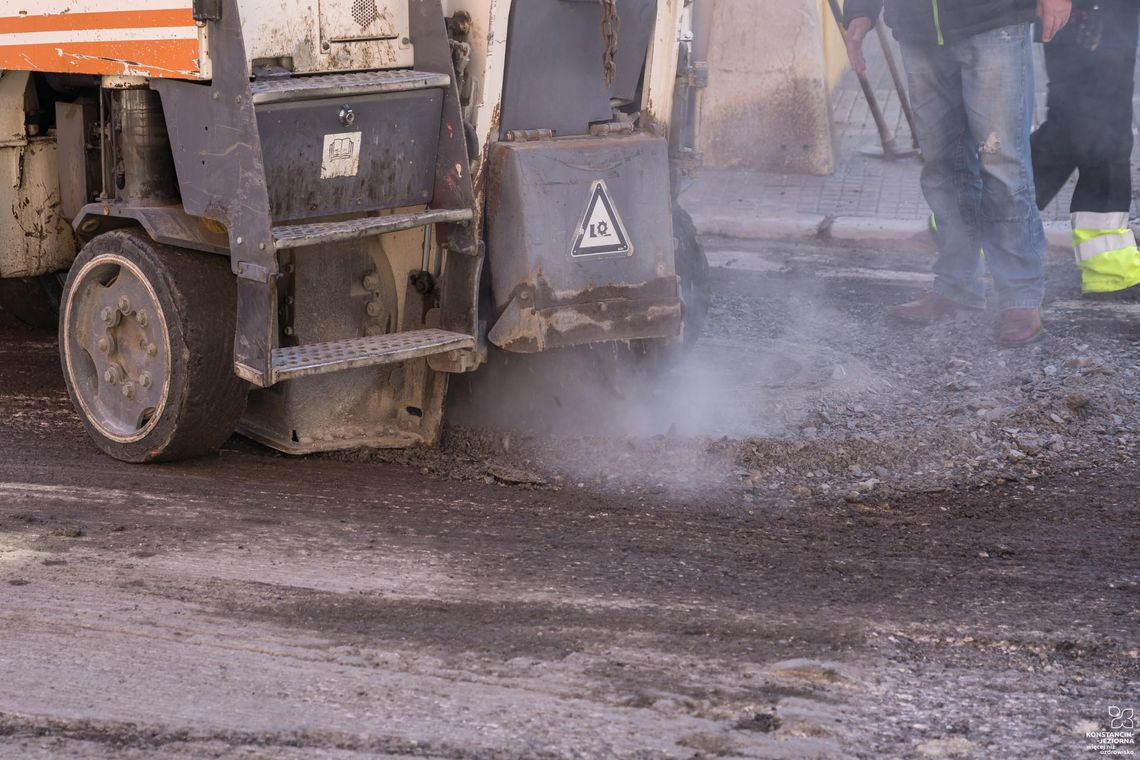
[500,0,657,137]
[257,90,442,222]
[485,133,681,352]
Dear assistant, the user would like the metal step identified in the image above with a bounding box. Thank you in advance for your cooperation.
[271,329,475,382]
[251,70,451,105]
[272,208,473,250]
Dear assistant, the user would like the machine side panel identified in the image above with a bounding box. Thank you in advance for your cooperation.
[0,1,209,80]
[641,0,683,131]
[238,0,414,73]
[0,71,76,278]
[1,140,77,278]
[498,0,657,137]
[439,0,512,176]
[257,90,442,223]
[484,134,681,352]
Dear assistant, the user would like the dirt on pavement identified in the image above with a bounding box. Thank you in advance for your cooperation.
[0,241,1136,759]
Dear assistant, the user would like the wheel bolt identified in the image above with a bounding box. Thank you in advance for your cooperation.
[100,307,119,327]
[363,273,381,291]
[146,343,158,357]
[135,310,149,327]
[139,372,152,389]
[118,296,131,313]
[121,382,136,399]
[96,337,111,353]
[366,300,384,317]
[103,364,124,385]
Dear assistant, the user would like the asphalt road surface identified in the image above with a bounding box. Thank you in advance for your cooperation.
[0,242,1137,759]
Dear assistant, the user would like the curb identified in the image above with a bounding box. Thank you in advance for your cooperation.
[691,212,828,244]
[688,210,1073,255]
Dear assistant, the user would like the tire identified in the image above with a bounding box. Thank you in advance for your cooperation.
[621,207,710,370]
[0,276,63,329]
[59,230,248,462]
[673,206,710,348]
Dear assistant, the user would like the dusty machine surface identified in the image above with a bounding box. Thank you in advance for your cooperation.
[0,0,708,462]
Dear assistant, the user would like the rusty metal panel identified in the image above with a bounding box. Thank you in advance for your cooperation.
[239,241,450,453]
[0,71,27,145]
[0,140,78,278]
[257,90,443,222]
[55,101,99,222]
[485,133,681,352]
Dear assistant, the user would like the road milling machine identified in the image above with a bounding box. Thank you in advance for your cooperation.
[0,0,709,462]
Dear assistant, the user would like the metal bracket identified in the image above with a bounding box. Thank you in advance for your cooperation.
[504,129,554,143]
[235,262,270,283]
[692,62,709,90]
[677,61,708,90]
[589,121,636,137]
[192,0,222,22]
[234,363,264,386]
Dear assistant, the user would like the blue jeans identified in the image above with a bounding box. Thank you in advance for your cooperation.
[900,24,1047,310]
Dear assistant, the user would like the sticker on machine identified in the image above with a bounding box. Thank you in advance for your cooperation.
[571,180,633,258]
[320,132,363,179]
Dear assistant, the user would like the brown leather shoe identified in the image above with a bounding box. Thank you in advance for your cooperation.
[997,308,1043,347]
[889,292,973,324]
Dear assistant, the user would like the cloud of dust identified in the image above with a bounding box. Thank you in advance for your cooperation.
[446,267,853,487]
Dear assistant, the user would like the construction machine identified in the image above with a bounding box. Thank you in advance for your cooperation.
[0,0,708,462]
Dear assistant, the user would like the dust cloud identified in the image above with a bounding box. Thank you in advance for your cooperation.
[442,273,865,488]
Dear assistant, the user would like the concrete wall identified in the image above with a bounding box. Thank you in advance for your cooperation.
[697,0,843,175]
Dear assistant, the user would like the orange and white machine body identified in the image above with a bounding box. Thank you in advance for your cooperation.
[0,0,701,464]
[0,1,208,79]
[0,0,415,81]
[0,0,418,279]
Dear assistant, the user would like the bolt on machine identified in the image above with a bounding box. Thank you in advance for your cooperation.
[0,0,709,461]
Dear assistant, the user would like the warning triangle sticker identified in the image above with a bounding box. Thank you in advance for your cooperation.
[571,180,633,258]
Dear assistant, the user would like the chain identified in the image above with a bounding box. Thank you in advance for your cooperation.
[601,0,620,87]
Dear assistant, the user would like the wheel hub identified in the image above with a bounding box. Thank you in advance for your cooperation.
[64,256,170,442]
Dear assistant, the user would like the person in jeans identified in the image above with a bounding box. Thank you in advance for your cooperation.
[843,0,1072,346]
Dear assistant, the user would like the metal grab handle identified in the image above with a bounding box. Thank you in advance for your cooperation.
[824,0,920,160]
[875,24,921,152]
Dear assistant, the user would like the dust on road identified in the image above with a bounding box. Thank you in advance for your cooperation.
[0,242,1137,759]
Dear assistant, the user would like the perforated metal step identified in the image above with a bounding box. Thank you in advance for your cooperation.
[251,70,451,105]
[271,329,475,381]
[272,208,473,250]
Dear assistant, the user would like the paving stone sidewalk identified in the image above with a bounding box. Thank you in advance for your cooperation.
[682,27,1140,249]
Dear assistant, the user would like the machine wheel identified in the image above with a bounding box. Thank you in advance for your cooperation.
[60,230,247,462]
[620,207,710,369]
[673,206,709,347]
[0,276,63,329]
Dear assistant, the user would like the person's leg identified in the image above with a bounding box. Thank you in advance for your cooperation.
[958,23,1047,312]
[898,41,986,309]
[1030,43,1079,211]
[1065,9,1140,293]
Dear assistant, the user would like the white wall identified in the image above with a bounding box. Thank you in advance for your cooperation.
[697,0,837,175]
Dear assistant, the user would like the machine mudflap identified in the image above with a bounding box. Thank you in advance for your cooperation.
[271,329,475,383]
[485,133,682,353]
